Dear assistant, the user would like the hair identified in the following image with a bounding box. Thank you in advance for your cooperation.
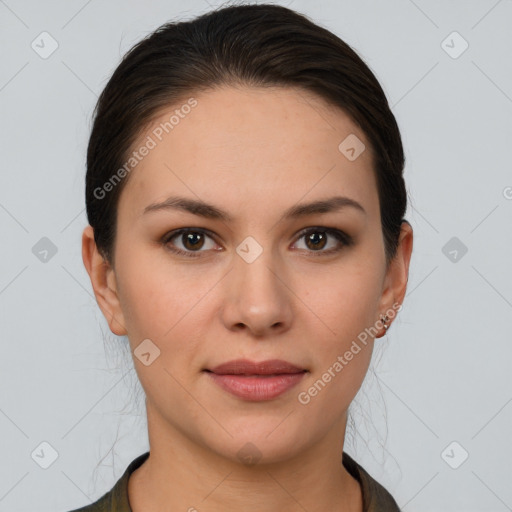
[85,2,408,270]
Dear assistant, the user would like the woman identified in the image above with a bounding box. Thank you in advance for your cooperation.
[72,3,413,511]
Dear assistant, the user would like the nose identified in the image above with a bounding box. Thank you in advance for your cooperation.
[219,242,294,338]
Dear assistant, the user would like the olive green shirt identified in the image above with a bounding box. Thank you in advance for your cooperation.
[68,451,401,511]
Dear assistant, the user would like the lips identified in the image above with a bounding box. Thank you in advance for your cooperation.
[206,359,306,375]
[204,359,307,401]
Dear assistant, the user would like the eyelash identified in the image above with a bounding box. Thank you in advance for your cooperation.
[161,227,353,258]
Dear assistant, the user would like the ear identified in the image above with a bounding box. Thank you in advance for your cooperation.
[82,225,127,336]
[376,220,413,338]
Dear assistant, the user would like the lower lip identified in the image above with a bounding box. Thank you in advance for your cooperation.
[205,371,306,401]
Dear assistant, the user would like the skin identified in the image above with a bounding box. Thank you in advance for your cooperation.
[82,85,413,511]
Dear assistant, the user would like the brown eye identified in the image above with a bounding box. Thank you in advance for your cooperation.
[293,227,353,256]
[181,232,205,250]
[304,231,328,250]
[162,228,218,257]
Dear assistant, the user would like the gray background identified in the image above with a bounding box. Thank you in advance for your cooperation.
[1,0,511,510]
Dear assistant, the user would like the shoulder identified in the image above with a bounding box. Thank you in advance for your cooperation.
[66,452,150,512]
[342,452,402,512]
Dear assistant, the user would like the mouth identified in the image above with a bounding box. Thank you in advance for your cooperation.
[205,358,307,375]
[203,359,308,401]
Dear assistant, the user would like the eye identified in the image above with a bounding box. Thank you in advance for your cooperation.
[161,226,353,258]
[292,227,353,256]
[162,228,220,258]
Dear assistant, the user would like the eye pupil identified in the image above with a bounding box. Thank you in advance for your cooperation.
[183,232,204,250]
[306,232,327,250]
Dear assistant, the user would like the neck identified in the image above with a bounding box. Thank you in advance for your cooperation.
[128,402,363,512]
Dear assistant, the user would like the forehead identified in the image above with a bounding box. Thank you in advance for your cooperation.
[118,85,378,224]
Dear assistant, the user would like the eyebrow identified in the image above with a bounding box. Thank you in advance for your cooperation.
[142,195,366,222]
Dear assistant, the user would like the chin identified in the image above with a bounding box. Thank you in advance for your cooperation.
[205,421,314,467]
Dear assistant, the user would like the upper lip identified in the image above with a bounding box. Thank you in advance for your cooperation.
[206,359,306,375]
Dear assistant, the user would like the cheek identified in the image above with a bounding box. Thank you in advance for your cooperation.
[115,249,215,347]
[114,247,173,337]
[296,337,373,428]
[295,266,380,396]
[301,266,381,337]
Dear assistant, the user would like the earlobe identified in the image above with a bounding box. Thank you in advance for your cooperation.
[81,225,127,336]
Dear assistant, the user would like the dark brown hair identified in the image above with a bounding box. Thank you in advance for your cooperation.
[86,3,408,267]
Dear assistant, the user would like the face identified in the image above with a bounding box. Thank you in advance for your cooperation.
[83,85,412,465]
